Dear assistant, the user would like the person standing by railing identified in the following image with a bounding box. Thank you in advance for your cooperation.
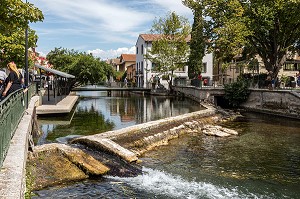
[1,62,24,99]
[0,68,8,101]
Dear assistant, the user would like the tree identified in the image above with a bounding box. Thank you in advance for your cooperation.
[184,0,300,78]
[146,11,191,89]
[0,0,44,67]
[47,48,114,85]
[46,47,79,71]
[183,0,206,78]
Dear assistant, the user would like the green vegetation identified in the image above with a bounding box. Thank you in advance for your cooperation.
[183,0,300,78]
[146,11,191,89]
[224,79,250,107]
[183,1,206,78]
[0,0,44,68]
[46,47,115,85]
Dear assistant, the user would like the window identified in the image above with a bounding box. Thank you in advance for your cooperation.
[176,66,185,72]
[284,63,299,71]
[136,47,138,54]
[141,44,144,55]
[202,63,207,73]
[152,63,157,71]
[141,61,144,72]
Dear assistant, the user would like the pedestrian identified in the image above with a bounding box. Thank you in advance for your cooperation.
[150,75,155,89]
[198,73,202,87]
[271,78,275,89]
[1,62,24,98]
[297,71,300,87]
[124,77,128,88]
[0,69,7,101]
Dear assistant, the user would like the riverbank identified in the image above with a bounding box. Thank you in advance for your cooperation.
[0,96,39,199]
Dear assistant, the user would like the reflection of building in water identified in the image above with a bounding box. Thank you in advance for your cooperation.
[108,93,194,124]
[109,97,136,122]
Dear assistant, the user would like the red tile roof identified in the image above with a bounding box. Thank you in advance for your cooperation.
[121,54,136,62]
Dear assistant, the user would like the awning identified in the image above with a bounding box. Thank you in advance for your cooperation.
[35,64,75,78]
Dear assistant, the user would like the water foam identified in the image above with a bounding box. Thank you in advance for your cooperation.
[107,167,269,199]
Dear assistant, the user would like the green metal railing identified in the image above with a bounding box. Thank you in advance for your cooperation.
[0,84,36,168]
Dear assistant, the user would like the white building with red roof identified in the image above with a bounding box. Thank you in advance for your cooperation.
[135,34,213,88]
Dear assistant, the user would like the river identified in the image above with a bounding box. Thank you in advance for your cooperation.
[33,91,300,199]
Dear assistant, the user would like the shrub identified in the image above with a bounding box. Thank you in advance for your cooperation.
[224,79,250,107]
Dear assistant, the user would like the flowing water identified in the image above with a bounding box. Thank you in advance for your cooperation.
[33,90,300,199]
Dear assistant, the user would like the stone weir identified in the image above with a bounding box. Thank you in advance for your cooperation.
[27,104,239,191]
[71,105,217,162]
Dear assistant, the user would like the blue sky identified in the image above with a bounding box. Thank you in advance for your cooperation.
[29,0,193,59]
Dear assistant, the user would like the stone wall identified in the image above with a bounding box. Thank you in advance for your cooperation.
[241,89,300,119]
[174,86,300,119]
[173,86,225,104]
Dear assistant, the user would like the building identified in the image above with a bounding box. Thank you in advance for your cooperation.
[119,54,136,73]
[217,53,300,86]
[106,58,121,72]
[135,34,213,88]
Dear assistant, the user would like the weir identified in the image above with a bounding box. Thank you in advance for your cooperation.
[26,104,221,191]
[72,104,217,161]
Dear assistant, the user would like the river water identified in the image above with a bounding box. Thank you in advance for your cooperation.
[34,91,300,199]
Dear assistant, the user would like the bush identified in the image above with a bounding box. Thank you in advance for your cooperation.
[224,79,250,107]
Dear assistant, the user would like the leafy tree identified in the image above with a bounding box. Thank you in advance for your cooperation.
[47,48,114,85]
[69,54,106,85]
[0,0,43,68]
[146,11,191,89]
[183,0,206,78]
[184,0,300,78]
[47,47,79,71]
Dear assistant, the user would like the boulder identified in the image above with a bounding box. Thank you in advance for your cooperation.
[202,125,238,137]
[26,143,110,190]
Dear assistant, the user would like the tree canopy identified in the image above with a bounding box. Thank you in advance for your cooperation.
[47,47,114,85]
[0,0,44,68]
[183,1,206,78]
[183,0,300,78]
[146,11,191,88]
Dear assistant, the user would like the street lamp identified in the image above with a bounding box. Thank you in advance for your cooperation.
[25,0,29,88]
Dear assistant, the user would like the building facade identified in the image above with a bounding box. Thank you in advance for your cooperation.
[135,34,214,88]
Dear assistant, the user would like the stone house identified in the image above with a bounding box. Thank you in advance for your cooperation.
[217,53,300,87]
[119,54,136,73]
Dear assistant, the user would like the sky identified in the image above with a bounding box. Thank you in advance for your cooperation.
[29,0,193,59]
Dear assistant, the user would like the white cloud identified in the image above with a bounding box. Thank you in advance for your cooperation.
[88,46,136,59]
[150,0,192,16]
[30,0,193,56]
[34,0,154,32]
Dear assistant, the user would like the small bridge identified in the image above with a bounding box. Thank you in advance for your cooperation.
[71,87,151,96]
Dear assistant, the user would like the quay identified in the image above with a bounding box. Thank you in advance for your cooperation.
[36,94,78,115]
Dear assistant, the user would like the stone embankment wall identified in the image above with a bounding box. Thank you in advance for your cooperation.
[241,89,300,119]
[173,86,225,104]
[174,86,300,119]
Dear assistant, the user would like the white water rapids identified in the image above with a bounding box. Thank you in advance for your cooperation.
[107,167,272,199]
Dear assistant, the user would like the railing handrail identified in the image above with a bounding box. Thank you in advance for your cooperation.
[0,84,36,168]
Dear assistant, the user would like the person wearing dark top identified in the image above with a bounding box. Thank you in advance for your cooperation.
[2,62,24,98]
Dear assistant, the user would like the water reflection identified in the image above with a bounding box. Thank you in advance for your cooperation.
[37,91,202,144]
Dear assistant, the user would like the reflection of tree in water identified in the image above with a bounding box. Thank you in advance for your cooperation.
[47,105,115,141]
